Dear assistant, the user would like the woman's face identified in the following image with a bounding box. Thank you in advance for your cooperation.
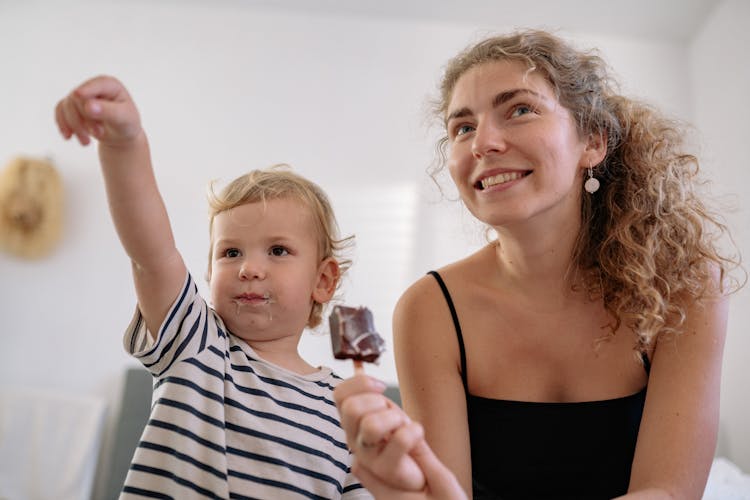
[445,59,592,230]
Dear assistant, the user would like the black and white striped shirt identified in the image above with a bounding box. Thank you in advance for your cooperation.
[121,273,371,499]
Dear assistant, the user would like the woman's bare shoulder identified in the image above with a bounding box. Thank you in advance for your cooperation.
[425,245,494,290]
[394,246,492,341]
[396,250,485,311]
[394,272,444,320]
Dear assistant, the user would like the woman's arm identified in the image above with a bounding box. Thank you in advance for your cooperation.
[623,286,729,499]
[393,275,473,497]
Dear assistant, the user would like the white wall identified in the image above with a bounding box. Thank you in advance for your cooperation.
[1,0,746,484]
[690,0,750,472]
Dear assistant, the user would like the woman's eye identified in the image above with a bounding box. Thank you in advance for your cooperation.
[455,124,475,137]
[224,248,241,258]
[511,105,533,118]
[270,246,289,257]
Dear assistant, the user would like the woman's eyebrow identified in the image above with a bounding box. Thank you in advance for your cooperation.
[492,88,546,107]
[446,88,547,123]
[446,106,473,123]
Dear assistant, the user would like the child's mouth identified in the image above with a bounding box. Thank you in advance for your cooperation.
[235,292,273,305]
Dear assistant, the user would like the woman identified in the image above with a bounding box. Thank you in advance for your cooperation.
[334,29,741,499]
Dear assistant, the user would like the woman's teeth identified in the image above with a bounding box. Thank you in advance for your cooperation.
[480,171,525,189]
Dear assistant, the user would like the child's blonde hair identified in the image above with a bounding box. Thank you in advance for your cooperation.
[206,165,353,328]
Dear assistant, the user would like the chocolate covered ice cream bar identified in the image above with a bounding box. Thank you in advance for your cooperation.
[329,305,385,363]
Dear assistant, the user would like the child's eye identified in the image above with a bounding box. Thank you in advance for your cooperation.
[224,248,241,258]
[510,104,534,118]
[269,246,289,257]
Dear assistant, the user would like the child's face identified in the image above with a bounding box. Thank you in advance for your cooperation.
[209,197,332,342]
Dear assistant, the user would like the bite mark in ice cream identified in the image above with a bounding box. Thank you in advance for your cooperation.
[329,305,385,363]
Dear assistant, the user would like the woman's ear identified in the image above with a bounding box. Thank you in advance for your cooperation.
[312,257,340,304]
[582,131,608,167]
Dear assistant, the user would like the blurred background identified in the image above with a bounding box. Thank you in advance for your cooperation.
[1,0,748,497]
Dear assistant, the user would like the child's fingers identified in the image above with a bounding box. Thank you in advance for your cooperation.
[350,458,404,499]
[356,405,410,451]
[54,99,74,140]
[350,424,465,499]
[333,375,386,406]
[334,375,388,446]
[56,95,93,146]
[338,393,391,449]
[82,96,140,136]
[408,432,467,499]
[349,458,385,495]
[73,74,130,102]
[55,75,141,145]
[371,421,427,491]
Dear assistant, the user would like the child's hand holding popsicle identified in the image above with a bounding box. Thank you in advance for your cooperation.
[330,305,429,493]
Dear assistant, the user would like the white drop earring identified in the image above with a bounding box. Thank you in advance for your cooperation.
[584,165,600,194]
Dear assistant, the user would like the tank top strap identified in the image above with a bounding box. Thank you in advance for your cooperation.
[427,271,469,393]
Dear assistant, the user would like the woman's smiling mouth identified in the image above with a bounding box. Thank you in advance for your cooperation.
[476,170,531,190]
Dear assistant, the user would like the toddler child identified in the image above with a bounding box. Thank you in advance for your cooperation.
[55,75,371,499]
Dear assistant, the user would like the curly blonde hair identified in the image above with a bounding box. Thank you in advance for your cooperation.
[433,29,742,351]
[205,165,353,328]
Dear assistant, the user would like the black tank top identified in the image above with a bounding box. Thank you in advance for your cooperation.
[428,271,649,500]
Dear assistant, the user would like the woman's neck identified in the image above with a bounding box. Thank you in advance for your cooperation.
[492,215,584,305]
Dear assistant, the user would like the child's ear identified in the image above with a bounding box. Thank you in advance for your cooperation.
[312,257,340,303]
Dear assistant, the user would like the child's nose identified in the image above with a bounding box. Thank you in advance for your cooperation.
[238,259,266,280]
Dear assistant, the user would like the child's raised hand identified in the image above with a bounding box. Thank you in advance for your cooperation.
[55,75,142,147]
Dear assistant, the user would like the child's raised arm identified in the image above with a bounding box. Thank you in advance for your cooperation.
[55,75,186,339]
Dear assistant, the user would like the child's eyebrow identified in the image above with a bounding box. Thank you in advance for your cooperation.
[446,88,547,123]
[213,237,239,247]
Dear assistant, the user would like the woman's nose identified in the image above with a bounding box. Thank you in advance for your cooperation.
[471,120,507,160]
